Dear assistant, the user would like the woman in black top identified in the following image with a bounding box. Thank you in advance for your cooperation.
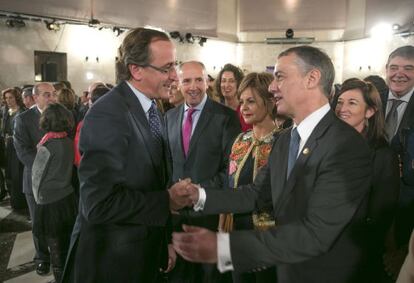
[335,78,400,282]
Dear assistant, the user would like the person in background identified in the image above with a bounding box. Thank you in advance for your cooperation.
[57,88,78,134]
[215,63,251,132]
[73,84,111,168]
[14,82,57,276]
[167,81,184,107]
[335,78,400,282]
[32,103,78,283]
[2,88,27,209]
[220,72,278,283]
[22,87,36,109]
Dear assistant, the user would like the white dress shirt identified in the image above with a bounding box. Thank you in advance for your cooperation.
[194,103,331,272]
[182,94,208,136]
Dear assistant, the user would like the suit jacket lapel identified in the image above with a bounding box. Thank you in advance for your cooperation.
[398,90,414,132]
[118,82,162,171]
[186,98,212,158]
[274,111,334,216]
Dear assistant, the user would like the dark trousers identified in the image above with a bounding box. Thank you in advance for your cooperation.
[25,193,50,263]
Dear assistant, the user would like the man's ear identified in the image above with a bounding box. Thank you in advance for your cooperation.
[128,64,144,81]
[306,69,321,90]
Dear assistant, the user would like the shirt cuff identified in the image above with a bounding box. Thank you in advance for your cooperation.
[217,232,234,272]
[193,187,206,211]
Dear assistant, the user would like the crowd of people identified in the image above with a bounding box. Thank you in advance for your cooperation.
[0,27,413,283]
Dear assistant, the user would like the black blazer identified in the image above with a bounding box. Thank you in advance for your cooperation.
[13,107,45,195]
[201,111,373,283]
[63,82,171,283]
[165,98,241,230]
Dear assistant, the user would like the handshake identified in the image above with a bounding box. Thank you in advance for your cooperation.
[168,178,200,211]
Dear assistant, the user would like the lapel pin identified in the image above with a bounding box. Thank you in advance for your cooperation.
[303,148,310,155]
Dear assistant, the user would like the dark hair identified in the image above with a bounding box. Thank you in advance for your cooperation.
[116,28,171,82]
[40,103,74,133]
[214,63,244,100]
[337,78,386,147]
[278,45,335,97]
[22,87,33,97]
[53,82,66,92]
[238,72,275,119]
[364,75,388,97]
[57,88,76,110]
[387,45,414,65]
[2,87,25,109]
[90,85,111,104]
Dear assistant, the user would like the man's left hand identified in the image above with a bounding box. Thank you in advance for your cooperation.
[172,225,218,263]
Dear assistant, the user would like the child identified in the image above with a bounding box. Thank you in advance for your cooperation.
[32,103,77,282]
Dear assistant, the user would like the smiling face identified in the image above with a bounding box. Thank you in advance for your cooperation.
[168,81,184,106]
[178,62,207,107]
[386,56,414,98]
[129,40,178,100]
[220,71,237,99]
[335,89,375,133]
[239,87,269,125]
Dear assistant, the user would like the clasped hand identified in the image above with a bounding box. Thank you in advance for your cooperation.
[168,178,200,211]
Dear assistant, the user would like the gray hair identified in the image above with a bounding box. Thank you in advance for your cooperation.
[278,45,335,97]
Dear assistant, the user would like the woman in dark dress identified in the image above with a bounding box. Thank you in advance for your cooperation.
[220,72,278,283]
[1,87,27,209]
[335,78,400,283]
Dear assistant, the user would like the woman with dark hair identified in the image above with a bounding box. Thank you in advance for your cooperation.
[32,103,78,282]
[215,63,252,132]
[220,72,277,283]
[1,87,27,209]
[335,78,400,282]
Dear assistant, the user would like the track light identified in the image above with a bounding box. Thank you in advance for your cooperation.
[169,31,184,42]
[198,37,207,46]
[6,19,26,28]
[113,27,124,37]
[45,20,60,31]
[185,33,194,44]
[285,28,294,39]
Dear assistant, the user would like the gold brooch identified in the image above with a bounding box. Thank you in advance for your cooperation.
[303,148,310,155]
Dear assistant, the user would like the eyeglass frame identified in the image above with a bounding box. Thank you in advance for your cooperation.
[141,62,178,75]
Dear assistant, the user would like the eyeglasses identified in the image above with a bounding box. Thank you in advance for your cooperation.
[144,62,177,75]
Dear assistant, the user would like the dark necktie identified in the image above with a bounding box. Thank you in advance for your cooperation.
[385,99,404,141]
[287,127,300,178]
[182,108,196,157]
[148,101,163,148]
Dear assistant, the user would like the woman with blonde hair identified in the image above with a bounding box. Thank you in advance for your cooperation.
[221,72,278,283]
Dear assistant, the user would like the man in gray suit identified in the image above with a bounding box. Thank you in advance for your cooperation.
[165,61,241,282]
[173,46,372,283]
[14,82,57,275]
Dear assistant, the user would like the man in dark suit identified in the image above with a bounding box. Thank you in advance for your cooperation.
[381,45,414,278]
[173,46,373,283]
[62,28,193,283]
[165,61,241,282]
[14,82,57,275]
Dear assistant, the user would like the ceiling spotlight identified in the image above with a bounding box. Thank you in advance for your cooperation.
[285,28,294,39]
[185,33,194,44]
[199,37,207,47]
[45,20,60,31]
[88,18,100,27]
[170,31,184,42]
[6,19,26,28]
[113,27,124,37]
[392,24,401,31]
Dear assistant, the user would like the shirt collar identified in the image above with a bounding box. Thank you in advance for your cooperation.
[184,93,207,112]
[294,103,330,142]
[387,86,414,103]
[126,81,154,113]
